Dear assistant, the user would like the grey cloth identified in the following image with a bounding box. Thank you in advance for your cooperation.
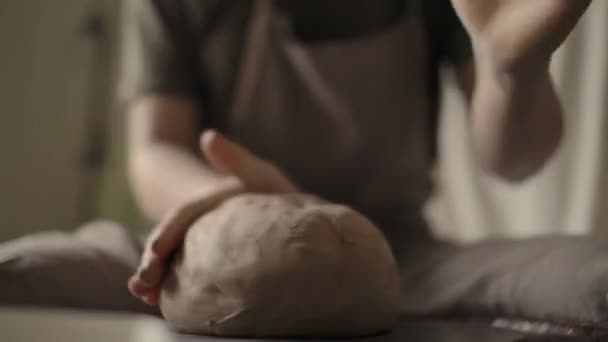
[397,237,608,322]
[0,221,157,315]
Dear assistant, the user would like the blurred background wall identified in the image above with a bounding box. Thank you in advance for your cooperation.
[0,0,141,242]
[0,1,606,243]
[0,0,110,239]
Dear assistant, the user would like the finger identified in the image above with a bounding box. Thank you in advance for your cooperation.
[200,129,266,181]
[128,277,160,306]
[201,130,298,192]
[128,196,238,305]
[141,291,160,306]
[134,252,165,286]
[149,185,245,260]
[200,130,231,173]
[128,275,152,298]
[146,202,205,260]
[128,251,166,306]
[127,208,200,302]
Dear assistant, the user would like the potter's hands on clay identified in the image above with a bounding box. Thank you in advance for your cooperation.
[128,130,297,305]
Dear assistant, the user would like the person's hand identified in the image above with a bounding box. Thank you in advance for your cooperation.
[451,0,591,70]
[128,130,297,305]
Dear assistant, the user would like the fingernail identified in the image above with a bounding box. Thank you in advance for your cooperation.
[127,278,137,294]
[142,295,153,306]
[142,293,160,306]
[135,268,153,286]
[201,130,218,146]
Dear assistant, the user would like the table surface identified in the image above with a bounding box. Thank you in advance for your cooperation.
[2,308,605,342]
[174,318,607,342]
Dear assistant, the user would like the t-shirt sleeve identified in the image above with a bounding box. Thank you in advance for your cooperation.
[423,0,472,66]
[119,0,202,103]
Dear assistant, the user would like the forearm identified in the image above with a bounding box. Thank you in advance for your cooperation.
[453,0,591,181]
[127,96,241,222]
[470,57,563,181]
[128,142,240,222]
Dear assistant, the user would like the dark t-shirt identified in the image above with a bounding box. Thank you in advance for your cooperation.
[120,0,472,236]
[120,0,471,134]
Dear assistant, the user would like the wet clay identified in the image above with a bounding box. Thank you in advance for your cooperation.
[159,193,401,338]
[161,194,399,337]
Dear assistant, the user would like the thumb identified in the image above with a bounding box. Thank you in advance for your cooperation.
[200,129,265,180]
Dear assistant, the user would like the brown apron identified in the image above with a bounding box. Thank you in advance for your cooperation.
[226,0,434,251]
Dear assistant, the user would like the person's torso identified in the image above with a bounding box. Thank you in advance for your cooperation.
[194,0,440,238]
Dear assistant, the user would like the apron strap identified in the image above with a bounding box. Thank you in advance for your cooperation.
[229,0,273,117]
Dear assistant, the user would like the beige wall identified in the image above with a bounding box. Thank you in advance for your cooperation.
[96,0,146,232]
[0,0,120,241]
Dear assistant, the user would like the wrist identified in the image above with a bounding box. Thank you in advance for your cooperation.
[475,44,552,93]
[473,34,552,83]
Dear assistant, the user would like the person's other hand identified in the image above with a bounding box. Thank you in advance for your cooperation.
[128,130,297,305]
[451,0,591,70]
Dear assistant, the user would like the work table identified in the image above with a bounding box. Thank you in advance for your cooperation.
[176,317,607,342]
